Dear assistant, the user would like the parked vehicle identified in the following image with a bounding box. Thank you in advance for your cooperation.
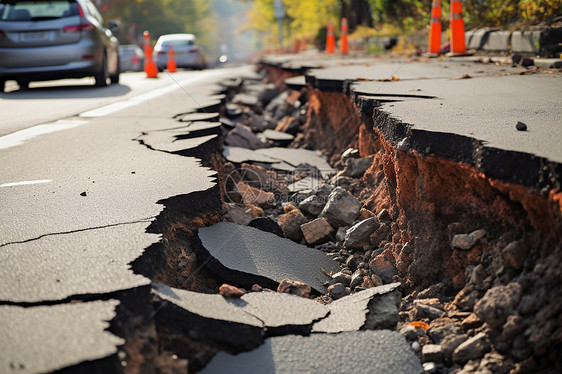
[0,0,120,92]
[118,44,143,72]
[153,33,207,72]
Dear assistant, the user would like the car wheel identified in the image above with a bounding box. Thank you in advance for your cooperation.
[0,80,5,93]
[17,80,29,90]
[110,71,120,84]
[94,55,109,87]
[110,56,120,84]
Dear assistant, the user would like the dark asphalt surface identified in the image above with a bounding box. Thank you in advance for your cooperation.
[2,49,559,372]
[201,330,423,374]
[261,52,561,188]
[0,67,251,373]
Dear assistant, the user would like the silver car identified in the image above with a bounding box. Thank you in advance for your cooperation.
[153,33,207,72]
[0,0,119,92]
[118,44,143,72]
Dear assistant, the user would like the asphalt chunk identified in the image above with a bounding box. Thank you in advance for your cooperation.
[312,283,401,333]
[0,300,123,374]
[0,222,152,303]
[152,283,330,341]
[196,222,339,293]
[200,330,422,374]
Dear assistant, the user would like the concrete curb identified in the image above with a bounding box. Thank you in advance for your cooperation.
[370,26,562,57]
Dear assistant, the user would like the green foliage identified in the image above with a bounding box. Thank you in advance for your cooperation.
[99,0,213,45]
[368,0,561,33]
[248,0,339,48]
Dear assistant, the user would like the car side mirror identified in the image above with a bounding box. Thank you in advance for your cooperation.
[108,22,120,37]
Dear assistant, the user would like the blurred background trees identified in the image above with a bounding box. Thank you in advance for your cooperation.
[95,0,561,57]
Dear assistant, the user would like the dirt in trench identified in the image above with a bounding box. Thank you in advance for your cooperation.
[126,63,562,373]
[290,71,562,373]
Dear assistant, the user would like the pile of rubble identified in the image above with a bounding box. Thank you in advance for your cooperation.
[201,66,562,374]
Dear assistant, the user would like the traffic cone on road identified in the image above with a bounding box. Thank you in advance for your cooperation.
[326,21,335,54]
[143,31,158,78]
[167,45,177,72]
[427,0,441,54]
[293,39,300,53]
[340,17,349,54]
[450,0,466,54]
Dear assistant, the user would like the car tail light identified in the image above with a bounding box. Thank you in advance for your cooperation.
[0,30,5,38]
[81,55,94,60]
[77,3,85,17]
[132,54,139,64]
[189,48,199,54]
[157,51,166,55]
[63,23,95,33]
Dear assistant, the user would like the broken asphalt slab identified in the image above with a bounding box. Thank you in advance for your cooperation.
[312,282,401,333]
[353,74,562,187]
[223,145,284,165]
[195,222,340,292]
[152,283,264,351]
[254,148,335,178]
[0,222,151,303]
[0,116,216,245]
[353,74,562,162]
[139,131,219,155]
[0,300,123,374]
[200,330,422,374]
[152,283,328,347]
[262,53,561,189]
[152,282,404,350]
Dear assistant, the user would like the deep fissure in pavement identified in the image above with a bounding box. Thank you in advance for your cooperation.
[119,62,561,373]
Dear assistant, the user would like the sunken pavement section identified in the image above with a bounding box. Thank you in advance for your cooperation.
[1,51,561,374]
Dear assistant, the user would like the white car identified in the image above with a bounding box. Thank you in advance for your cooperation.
[153,33,207,71]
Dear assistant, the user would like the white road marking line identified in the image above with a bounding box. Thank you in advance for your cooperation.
[80,70,226,118]
[1,180,52,187]
[0,69,229,150]
[0,120,87,150]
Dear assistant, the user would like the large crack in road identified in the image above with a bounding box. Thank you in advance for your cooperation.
[2,57,560,373]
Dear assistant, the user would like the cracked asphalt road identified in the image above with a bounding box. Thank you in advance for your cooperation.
[0,67,254,373]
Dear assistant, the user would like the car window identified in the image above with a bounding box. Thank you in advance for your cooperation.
[0,1,79,21]
[162,39,195,47]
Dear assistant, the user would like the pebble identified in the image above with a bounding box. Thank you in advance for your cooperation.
[451,229,486,250]
[399,324,419,341]
[415,304,445,320]
[412,341,421,353]
[331,272,351,287]
[474,282,522,328]
[327,283,349,300]
[516,121,527,131]
[277,279,312,298]
[422,362,438,373]
[219,284,246,298]
[452,332,492,364]
[422,344,444,363]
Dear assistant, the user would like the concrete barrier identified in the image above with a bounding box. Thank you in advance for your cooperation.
[511,30,541,54]
[482,30,511,52]
[465,28,496,50]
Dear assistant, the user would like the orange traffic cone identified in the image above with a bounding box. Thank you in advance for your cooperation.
[326,21,335,54]
[167,45,177,72]
[427,0,441,54]
[450,0,466,54]
[293,39,300,53]
[143,31,158,78]
[340,17,349,54]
